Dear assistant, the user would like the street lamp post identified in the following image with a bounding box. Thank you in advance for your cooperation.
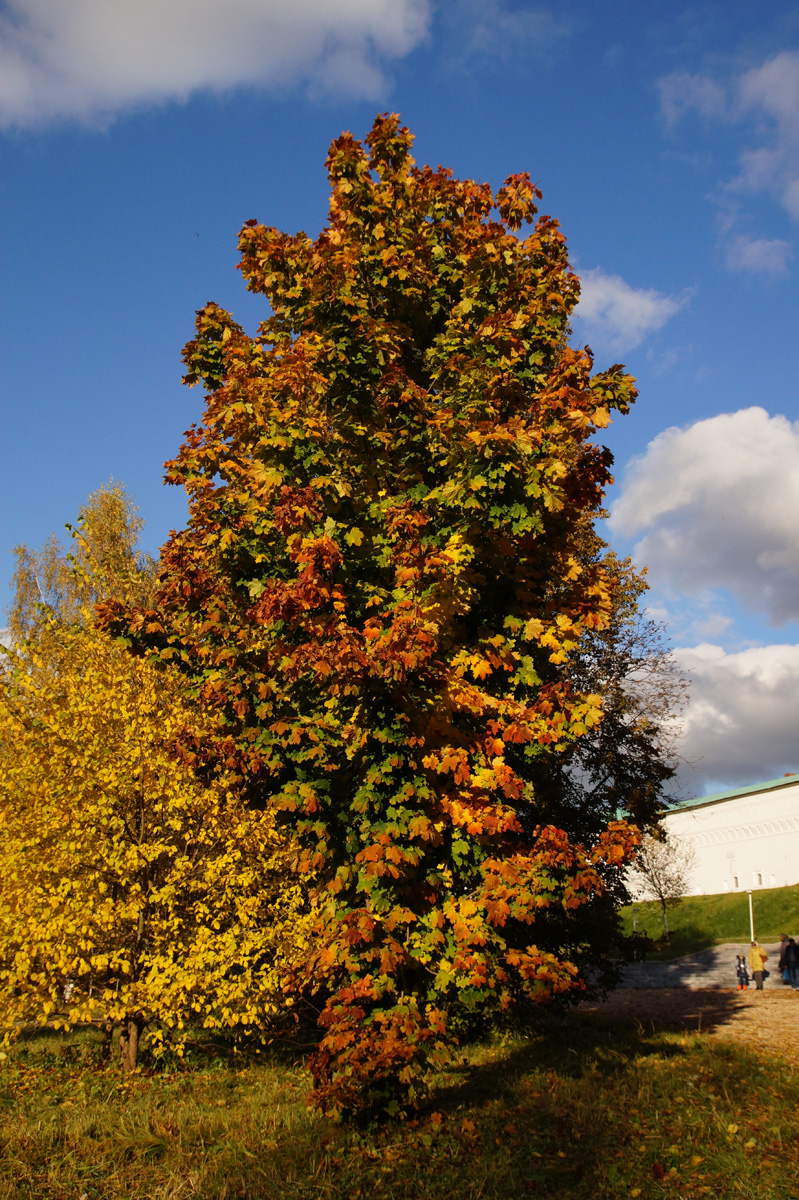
[747,890,755,943]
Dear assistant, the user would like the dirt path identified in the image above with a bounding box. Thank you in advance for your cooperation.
[584,988,799,1066]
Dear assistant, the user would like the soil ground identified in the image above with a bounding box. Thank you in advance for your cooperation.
[584,987,799,1066]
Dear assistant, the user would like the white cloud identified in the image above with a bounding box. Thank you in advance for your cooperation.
[572,267,686,355]
[0,0,431,128]
[610,407,799,623]
[658,71,727,128]
[442,0,570,66]
[737,51,799,218]
[690,613,733,640]
[673,641,799,787]
[659,50,799,221]
[726,232,792,275]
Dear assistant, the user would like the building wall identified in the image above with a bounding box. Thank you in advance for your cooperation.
[662,778,799,896]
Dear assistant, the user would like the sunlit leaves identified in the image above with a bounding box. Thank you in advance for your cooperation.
[0,623,309,1065]
[119,114,643,1113]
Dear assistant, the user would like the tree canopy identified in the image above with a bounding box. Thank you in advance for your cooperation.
[103,114,647,1115]
[8,481,157,648]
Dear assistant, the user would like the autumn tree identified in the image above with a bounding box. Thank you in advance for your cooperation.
[103,115,644,1114]
[0,493,310,1068]
[8,480,157,648]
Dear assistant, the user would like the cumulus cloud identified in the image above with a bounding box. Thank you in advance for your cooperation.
[0,0,431,128]
[610,407,799,623]
[572,267,687,355]
[673,641,799,787]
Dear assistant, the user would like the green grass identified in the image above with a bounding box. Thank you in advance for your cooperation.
[1,1013,798,1199]
[621,883,799,959]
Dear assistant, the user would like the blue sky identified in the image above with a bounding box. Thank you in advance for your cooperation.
[2,0,799,792]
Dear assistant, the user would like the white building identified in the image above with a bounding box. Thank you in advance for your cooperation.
[663,775,799,897]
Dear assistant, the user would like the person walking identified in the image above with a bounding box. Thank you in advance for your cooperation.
[778,934,791,983]
[749,940,768,990]
[784,938,799,991]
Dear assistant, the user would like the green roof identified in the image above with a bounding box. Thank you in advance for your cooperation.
[669,774,799,813]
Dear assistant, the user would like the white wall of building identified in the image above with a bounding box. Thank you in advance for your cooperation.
[663,777,799,897]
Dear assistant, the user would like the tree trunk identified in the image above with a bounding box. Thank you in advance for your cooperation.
[661,900,669,941]
[98,1021,113,1065]
[119,1017,143,1071]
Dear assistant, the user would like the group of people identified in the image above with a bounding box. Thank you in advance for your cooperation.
[735,935,799,990]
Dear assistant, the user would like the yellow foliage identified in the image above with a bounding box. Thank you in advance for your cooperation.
[0,623,311,1049]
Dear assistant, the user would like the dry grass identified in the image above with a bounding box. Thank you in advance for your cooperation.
[1,1004,798,1199]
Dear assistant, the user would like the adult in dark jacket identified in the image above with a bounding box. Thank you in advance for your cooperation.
[784,938,799,991]
[778,934,789,967]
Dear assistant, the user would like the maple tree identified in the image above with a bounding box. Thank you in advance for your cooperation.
[103,115,644,1113]
[0,495,309,1069]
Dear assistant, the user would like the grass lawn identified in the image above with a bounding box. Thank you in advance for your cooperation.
[2,1013,798,1199]
[620,883,799,960]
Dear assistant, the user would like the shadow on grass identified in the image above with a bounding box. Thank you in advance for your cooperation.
[11,1022,107,1068]
[578,987,749,1040]
[423,982,749,1121]
[7,1012,322,1075]
[167,1013,321,1072]
[428,1007,689,1116]
[644,920,718,960]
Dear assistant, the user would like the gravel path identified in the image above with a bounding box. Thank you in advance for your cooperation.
[579,942,799,1064]
[583,987,799,1066]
